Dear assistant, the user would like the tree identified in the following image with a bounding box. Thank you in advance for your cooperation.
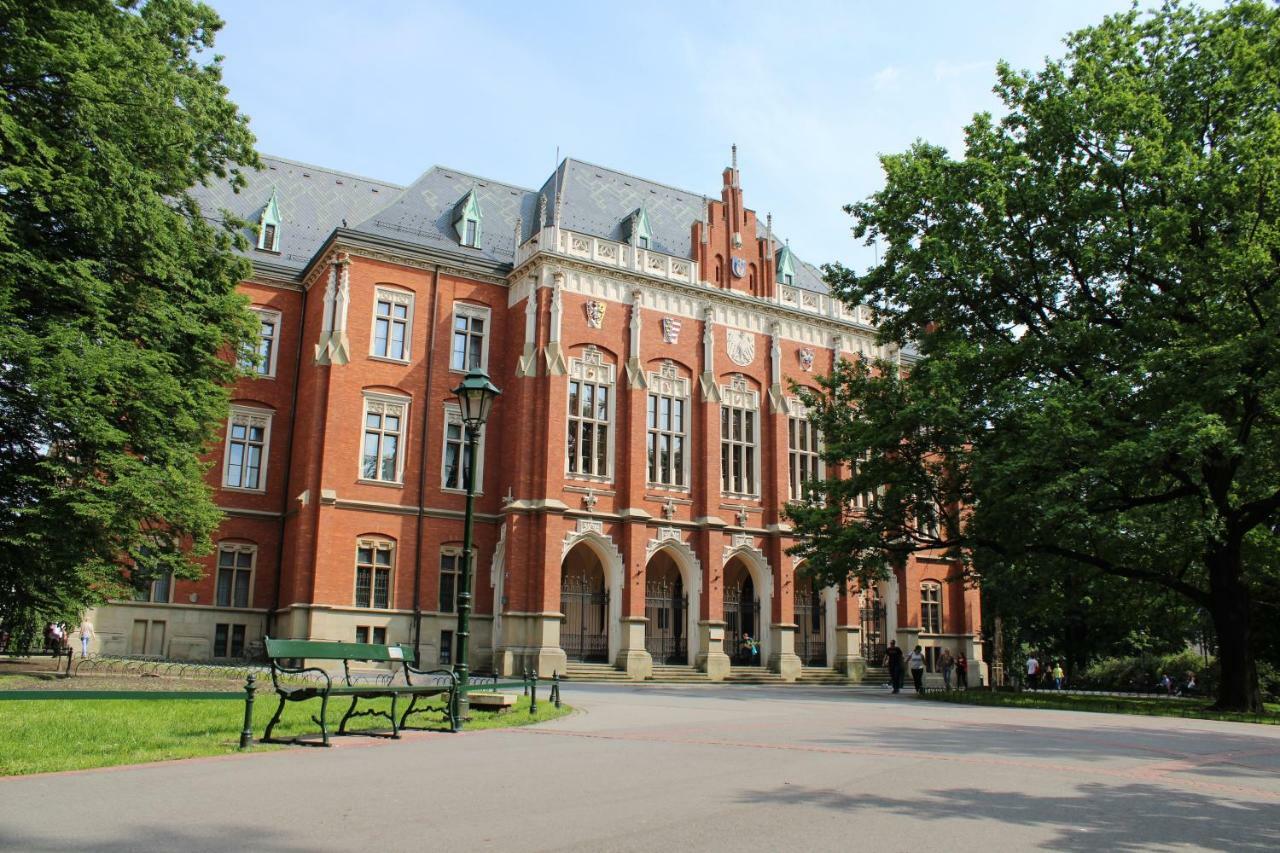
[788,1,1280,711]
[0,1,259,633]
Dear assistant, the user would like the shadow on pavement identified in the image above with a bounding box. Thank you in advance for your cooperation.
[736,781,1280,852]
[0,823,310,853]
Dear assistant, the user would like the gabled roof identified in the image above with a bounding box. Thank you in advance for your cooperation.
[188,155,402,273]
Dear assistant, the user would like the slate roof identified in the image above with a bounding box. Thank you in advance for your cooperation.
[191,154,829,293]
[352,166,537,265]
[188,156,402,273]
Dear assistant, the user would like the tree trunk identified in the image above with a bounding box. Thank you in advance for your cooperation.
[1207,553,1262,713]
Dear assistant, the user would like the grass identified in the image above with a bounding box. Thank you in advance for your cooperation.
[0,679,570,776]
[921,688,1280,725]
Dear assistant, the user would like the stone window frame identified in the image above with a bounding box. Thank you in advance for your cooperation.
[244,307,281,378]
[370,286,414,363]
[645,360,691,490]
[215,541,257,609]
[719,375,760,498]
[566,346,617,483]
[354,537,395,610]
[440,403,486,494]
[920,581,943,634]
[222,405,272,493]
[450,302,491,373]
[785,397,825,502]
[359,391,410,486]
[213,623,247,659]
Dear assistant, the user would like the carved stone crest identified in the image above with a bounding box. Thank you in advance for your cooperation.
[661,317,681,344]
[799,348,815,372]
[726,329,755,366]
[584,300,606,329]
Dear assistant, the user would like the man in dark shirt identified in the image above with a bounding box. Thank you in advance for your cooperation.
[884,640,905,693]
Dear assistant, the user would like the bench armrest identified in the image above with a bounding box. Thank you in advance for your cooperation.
[270,661,332,693]
[403,665,458,689]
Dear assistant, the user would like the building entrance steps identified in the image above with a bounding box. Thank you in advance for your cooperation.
[797,667,852,685]
[562,662,635,683]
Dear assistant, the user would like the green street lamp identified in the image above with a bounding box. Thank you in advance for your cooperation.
[450,368,501,723]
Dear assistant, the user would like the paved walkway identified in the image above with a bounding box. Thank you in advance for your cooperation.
[2,685,1277,851]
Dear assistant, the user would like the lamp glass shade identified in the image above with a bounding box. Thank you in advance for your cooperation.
[452,369,501,428]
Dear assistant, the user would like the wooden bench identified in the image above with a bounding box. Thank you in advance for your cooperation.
[262,638,457,746]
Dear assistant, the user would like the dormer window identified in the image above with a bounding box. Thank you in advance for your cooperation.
[256,187,281,253]
[775,241,797,287]
[452,188,483,249]
[623,207,653,251]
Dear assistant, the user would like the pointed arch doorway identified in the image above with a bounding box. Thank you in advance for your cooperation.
[724,556,762,665]
[645,550,688,665]
[561,542,609,663]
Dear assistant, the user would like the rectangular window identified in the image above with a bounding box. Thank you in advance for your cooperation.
[355,626,368,644]
[355,541,394,609]
[439,630,454,665]
[441,406,485,492]
[215,544,255,608]
[223,407,271,491]
[361,396,407,483]
[262,224,277,251]
[787,416,823,501]
[647,391,686,487]
[450,304,489,371]
[355,626,387,645]
[132,571,172,604]
[439,551,461,613]
[240,309,280,377]
[720,403,757,495]
[852,451,874,510]
[213,623,246,658]
[568,378,611,477]
[921,583,942,634]
[371,289,412,361]
[464,219,478,247]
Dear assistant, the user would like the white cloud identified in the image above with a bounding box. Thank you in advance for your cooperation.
[872,66,901,91]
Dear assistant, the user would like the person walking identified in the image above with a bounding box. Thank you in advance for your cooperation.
[76,618,94,658]
[908,645,927,694]
[1052,661,1064,690]
[940,648,955,691]
[1026,654,1040,690]
[883,640,905,694]
[956,652,969,689]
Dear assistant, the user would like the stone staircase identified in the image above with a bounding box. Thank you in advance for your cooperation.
[798,666,852,685]
[560,662,635,683]
[559,661,891,687]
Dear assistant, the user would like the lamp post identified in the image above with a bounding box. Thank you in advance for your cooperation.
[451,368,501,723]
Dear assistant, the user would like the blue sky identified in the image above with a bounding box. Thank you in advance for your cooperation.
[209,1,1155,272]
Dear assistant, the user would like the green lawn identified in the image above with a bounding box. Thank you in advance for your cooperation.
[0,686,570,776]
[922,689,1280,725]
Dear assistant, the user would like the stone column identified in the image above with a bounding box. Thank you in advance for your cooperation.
[768,623,801,681]
[834,626,866,681]
[616,523,653,680]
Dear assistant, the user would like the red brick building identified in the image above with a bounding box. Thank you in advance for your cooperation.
[91,151,983,682]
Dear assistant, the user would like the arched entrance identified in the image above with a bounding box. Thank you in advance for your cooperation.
[860,584,887,663]
[561,543,608,663]
[724,556,761,665]
[644,550,687,664]
[794,576,826,667]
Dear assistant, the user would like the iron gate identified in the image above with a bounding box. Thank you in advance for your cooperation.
[561,574,608,663]
[645,577,687,664]
[860,595,886,664]
[724,580,760,665]
[795,583,826,667]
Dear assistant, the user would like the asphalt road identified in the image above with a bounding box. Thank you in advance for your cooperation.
[2,684,1278,852]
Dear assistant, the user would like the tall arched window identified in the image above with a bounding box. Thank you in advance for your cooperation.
[355,538,395,609]
[567,346,615,479]
[646,361,689,487]
[921,581,942,634]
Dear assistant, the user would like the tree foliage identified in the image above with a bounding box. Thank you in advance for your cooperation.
[0,1,259,627]
[789,1,1280,711]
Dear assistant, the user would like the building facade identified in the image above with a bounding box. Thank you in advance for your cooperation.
[91,151,983,681]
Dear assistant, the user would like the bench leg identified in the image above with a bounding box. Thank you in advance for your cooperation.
[263,693,288,743]
[338,695,360,736]
[389,693,400,739]
[314,692,331,746]
[446,688,458,732]
[398,694,418,731]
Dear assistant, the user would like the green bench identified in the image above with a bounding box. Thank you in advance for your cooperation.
[262,637,458,746]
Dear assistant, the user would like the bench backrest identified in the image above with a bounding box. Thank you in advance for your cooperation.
[265,637,406,663]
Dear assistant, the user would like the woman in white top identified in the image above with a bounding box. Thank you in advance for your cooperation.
[908,645,927,694]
